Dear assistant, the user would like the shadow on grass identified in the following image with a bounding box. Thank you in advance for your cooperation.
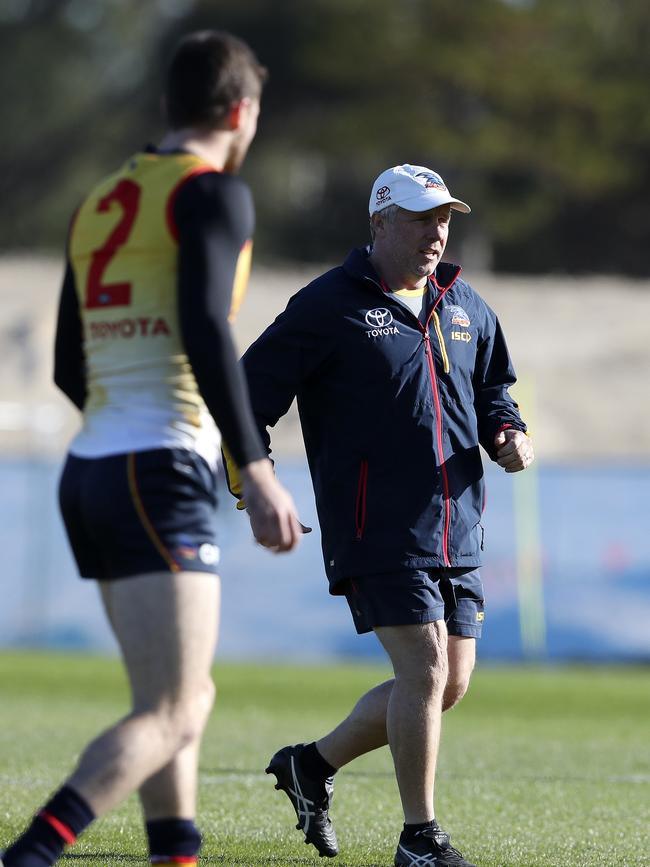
[62,855,383,866]
[202,765,650,785]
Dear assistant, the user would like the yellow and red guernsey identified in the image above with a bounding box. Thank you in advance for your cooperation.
[68,151,252,467]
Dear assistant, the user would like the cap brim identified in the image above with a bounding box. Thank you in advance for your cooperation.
[397,192,471,214]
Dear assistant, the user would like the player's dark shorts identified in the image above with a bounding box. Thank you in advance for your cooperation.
[59,448,220,581]
[344,568,485,638]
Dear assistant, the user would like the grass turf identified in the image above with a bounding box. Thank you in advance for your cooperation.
[0,652,648,866]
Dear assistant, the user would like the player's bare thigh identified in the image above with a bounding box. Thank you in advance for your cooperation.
[99,570,220,709]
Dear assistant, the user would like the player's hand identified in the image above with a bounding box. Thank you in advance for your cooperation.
[494,429,534,473]
[240,459,303,552]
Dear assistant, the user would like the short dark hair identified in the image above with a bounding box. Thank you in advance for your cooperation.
[165,30,267,130]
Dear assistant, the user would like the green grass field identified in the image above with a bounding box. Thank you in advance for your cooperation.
[0,652,648,866]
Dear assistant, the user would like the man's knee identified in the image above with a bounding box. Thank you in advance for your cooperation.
[443,637,476,710]
[179,676,216,744]
[398,651,449,697]
[442,671,472,711]
[376,621,450,700]
[144,676,216,751]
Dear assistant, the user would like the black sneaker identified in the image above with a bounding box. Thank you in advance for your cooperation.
[394,823,476,866]
[265,744,338,858]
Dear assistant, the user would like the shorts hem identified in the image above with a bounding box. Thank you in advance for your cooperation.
[354,606,445,635]
[80,563,221,581]
[447,624,482,638]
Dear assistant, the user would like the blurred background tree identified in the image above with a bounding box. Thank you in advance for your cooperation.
[2,0,649,273]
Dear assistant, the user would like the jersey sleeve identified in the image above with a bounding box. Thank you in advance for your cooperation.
[173,171,267,468]
[53,258,87,410]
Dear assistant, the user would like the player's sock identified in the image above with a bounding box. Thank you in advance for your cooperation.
[297,741,338,780]
[2,785,95,867]
[401,819,438,841]
[146,818,202,864]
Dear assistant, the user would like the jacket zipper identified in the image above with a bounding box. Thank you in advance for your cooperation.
[355,459,369,540]
[364,270,459,563]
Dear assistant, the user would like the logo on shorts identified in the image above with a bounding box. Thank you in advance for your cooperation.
[199,543,220,565]
[175,545,198,561]
[476,611,485,622]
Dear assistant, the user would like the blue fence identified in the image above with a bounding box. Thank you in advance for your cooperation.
[1,458,648,661]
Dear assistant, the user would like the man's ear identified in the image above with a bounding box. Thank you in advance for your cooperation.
[228,97,252,131]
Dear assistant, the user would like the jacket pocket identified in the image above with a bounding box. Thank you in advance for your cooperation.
[354,459,369,540]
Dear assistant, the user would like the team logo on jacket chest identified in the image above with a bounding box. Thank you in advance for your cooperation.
[364,308,400,338]
[444,304,471,327]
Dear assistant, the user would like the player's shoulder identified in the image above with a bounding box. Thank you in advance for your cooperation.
[176,169,252,213]
[177,165,250,197]
[172,169,254,242]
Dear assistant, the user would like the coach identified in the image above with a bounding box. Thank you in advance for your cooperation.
[227,164,534,867]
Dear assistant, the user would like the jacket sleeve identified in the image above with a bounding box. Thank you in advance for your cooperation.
[223,284,334,501]
[472,304,527,460]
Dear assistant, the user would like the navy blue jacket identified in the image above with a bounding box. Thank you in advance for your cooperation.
[241,247,526,593]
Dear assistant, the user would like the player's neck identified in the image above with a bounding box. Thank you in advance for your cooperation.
[158,128,236,172]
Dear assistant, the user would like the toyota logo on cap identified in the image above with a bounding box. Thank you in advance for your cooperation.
[365,308,393,328]
[376,185,390,203]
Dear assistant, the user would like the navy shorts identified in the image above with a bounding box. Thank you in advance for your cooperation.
[59,448,221,581]
[344,568,485,638]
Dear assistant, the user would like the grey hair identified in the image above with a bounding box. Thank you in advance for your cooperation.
[369,204,400,241]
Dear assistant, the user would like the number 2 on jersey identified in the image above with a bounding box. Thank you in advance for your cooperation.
[85,179,141,308]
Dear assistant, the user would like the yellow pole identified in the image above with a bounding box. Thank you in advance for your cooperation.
[511,376,546,658]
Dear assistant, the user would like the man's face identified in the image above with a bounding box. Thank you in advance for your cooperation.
[225,97,261,172]
[376,205,451,280]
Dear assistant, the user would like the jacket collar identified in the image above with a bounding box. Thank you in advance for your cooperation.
[342,246,462,292]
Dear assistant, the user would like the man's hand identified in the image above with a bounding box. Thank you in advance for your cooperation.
[494,429,534,473]
[240,458,304,552]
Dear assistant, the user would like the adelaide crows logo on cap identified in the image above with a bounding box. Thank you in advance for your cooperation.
[415,171,447,191]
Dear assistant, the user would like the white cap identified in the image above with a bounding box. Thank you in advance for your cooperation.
[369,164,471,215]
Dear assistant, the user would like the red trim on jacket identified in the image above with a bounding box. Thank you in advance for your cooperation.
[417,275,460,566]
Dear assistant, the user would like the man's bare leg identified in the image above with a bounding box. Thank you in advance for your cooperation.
[136,580,222,821]
[373,622,448,823]
[317,635,476,769]
[66,570,219,816]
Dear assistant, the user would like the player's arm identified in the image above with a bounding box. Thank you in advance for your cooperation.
[174,172,266,467]
[472,305,531,469]
[174,172,301,550]
[53,259,87,410]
